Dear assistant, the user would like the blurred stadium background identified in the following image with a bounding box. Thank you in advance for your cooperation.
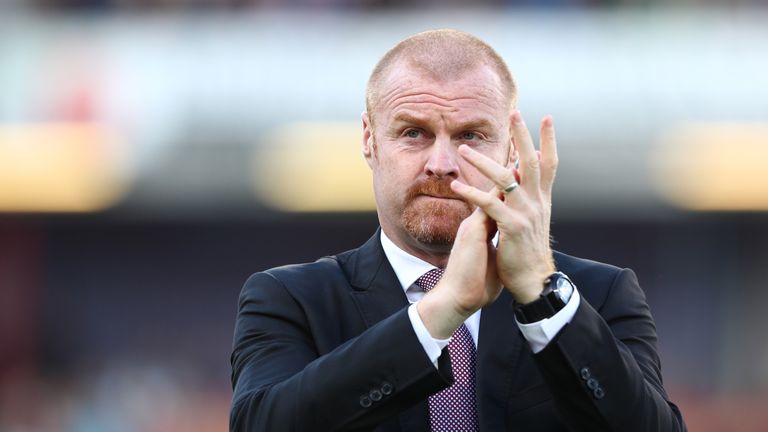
[1,0,767,431]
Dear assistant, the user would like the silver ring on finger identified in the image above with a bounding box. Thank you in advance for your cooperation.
[503,181,519,193]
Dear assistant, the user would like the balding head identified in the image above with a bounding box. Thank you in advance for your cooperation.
[365,29,516,125]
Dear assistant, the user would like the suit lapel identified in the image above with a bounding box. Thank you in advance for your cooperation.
[344,230,431,432]
[346,229,411,327]
[476,289,525,430]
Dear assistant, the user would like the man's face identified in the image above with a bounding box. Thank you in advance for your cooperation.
[363,62,512,254]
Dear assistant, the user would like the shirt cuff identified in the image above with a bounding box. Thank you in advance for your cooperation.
[516,287,581,354]
[408,303,451,368]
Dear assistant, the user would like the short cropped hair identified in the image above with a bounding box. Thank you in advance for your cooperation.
[365,29,517,125]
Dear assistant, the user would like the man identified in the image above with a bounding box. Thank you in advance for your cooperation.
[230,29,686,431]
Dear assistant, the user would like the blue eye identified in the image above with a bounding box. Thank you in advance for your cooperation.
[462,132,477,140]
[406,129,421,138]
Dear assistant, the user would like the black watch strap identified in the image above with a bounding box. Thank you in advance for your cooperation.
[514,272,574,324]
[514,294,558,323]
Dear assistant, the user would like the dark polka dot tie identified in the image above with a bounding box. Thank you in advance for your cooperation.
[416,268,479,432]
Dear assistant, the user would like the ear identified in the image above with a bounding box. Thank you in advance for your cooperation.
[362,112,375,168]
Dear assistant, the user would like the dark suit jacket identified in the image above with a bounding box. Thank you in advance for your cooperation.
[230,230,686,431]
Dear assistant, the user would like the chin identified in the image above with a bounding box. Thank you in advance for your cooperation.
[401,199,471,246]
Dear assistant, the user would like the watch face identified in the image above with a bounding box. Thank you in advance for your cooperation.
[554,274,574,303]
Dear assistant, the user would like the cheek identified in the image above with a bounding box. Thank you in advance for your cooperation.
[380,148,423,177]
[374,157,409,195]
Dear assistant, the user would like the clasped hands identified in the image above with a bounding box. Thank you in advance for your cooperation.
[417,112,559,340]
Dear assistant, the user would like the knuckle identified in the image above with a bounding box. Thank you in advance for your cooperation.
[502,174,517,186]
[476,194,495,208]
[526,158,540,170]
[474,191,490,202]
[548,156,559,169]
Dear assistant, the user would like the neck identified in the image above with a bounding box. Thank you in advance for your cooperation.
[382,227,452,269]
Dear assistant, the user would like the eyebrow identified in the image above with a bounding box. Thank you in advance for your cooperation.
[391,112,428,126]
[391,112,495,132]
[458,119,495,132]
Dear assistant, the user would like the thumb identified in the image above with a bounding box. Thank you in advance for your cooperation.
[467,207,497,242]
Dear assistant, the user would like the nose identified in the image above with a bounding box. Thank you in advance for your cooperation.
[424,136,459,179]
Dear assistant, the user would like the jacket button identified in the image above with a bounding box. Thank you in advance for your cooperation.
[580,367,591,380]
[381,382,393,395]
[586,378,599,390]
[593,387,605,399]
[369,389,383,402]
[359,395,372,408]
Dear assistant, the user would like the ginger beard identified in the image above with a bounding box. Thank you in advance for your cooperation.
[401,177,474,246]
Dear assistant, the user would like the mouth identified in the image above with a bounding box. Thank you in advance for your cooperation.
[420,194,464,201]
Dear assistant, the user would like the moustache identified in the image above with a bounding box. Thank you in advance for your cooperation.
[404,178,466,202]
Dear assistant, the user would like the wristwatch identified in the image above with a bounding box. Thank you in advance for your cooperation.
[514,272,575,324]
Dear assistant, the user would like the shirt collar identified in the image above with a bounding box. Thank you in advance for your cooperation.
[379,230,438,294]
[380,228,500,293]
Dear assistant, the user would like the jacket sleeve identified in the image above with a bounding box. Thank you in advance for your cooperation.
[533,268,687,432]
[229,271,451,431]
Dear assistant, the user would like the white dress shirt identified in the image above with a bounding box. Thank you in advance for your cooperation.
[379,231,581,366]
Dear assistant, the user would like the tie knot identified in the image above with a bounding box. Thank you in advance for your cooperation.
[416,268,444,292]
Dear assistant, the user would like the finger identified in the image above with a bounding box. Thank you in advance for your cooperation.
[510,111,541,192]
[451,180,515,224]
[455,206,484,238]
[539,116,558,193]
[451,208,496,265]
[539,115,559,197]
[462,207,497,242]
[457,144,517,192]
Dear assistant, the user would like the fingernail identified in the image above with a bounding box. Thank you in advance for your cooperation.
[512,111,521,123]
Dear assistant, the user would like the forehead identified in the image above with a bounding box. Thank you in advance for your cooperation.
[375,62,508,126]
